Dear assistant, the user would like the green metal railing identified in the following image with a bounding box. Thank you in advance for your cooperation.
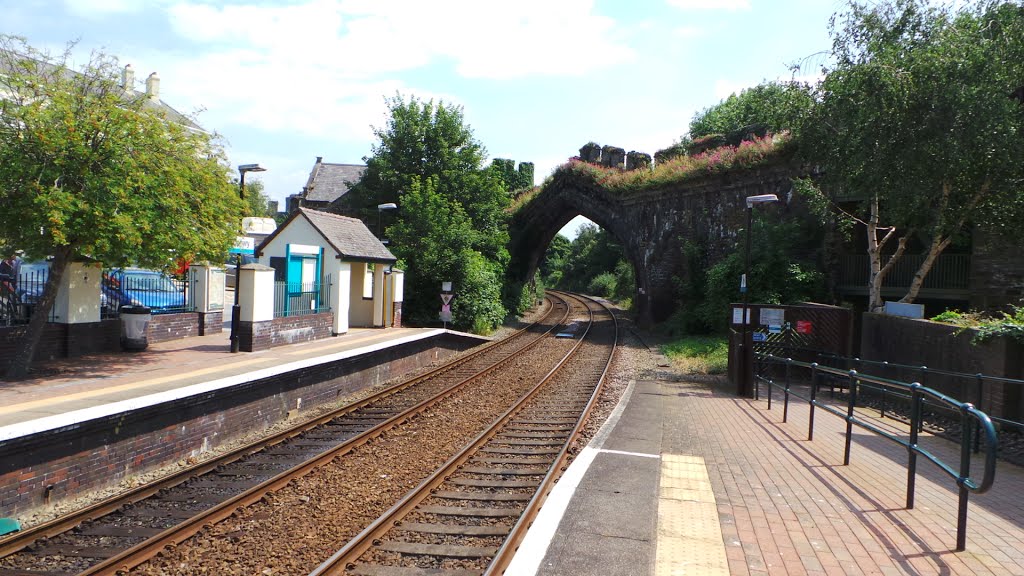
[755,354,998,552]
[273,275,331,318]
[816,353,1024,439]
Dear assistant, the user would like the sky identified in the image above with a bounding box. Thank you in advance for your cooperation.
[4,0,843,237]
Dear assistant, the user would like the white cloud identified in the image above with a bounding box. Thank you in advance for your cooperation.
[165,0,634,81]
[667,0,750,11]
[64,0,145,16]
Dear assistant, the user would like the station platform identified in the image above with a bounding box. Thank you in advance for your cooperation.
[508,374,1024,575]
[0,326,472,439]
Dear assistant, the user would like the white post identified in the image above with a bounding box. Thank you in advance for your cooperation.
[53,261,102,323]
[372,263,385,327]
[240,264,275,323]
[331,262,351,335]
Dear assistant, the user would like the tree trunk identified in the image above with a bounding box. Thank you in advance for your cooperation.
[866,194,887,313]
[899,235,953,304]
[5,247,72,380]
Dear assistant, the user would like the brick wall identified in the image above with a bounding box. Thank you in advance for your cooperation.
[147,312,199,344]
[238,312,333,352]
[860,313,1023,420]
[0,332,482,517]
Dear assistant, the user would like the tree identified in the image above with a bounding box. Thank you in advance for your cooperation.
[689,81,814,144]
[797,0,1024,312]
[0,37,241,378]
[239,178,273,217]
[337,94,513,332]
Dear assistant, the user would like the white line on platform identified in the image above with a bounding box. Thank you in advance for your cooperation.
[504,379,640,576]
[599,448,660,459]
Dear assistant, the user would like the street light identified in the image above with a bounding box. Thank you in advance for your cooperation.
[739,193,778,395]
[377,202,397,244]
[230,163,266,353]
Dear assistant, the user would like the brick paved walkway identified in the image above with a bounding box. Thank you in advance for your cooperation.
[669,378,1024,575]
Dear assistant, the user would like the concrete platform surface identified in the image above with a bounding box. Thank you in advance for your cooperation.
[0,327,477,438]
[510,377,1024,576]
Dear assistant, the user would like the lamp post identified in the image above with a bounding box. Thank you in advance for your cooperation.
[230,163,266,353]
[739,193,779,395]
[377,202,397,244]
[375,203,397,327]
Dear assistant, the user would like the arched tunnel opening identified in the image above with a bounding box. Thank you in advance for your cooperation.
[535,215,638,306]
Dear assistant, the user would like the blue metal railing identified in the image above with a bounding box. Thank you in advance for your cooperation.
[755,354,998,552]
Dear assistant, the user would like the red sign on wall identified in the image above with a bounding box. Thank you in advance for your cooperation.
[796,320,813,334]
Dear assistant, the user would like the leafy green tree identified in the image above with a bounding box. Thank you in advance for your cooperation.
[387,177,505,331]
[557,224,626,293]
[239,178,273,217]
[689,81,814,144]
[336,94,514,331]
[538,233,572,286]
[0,37,241,378]
[797,0,1024,312]
[337,94,511,266]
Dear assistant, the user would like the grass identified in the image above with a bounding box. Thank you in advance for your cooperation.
[660,335,729,375]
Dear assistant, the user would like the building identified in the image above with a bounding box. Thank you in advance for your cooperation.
[285,157,366,213]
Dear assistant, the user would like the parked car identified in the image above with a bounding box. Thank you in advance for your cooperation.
[105,268,186,313]
[15,261,131,319]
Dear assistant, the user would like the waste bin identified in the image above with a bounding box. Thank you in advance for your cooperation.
[120,305,151,351]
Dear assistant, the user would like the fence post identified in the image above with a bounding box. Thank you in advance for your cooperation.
[843,370,858,466]
[783,358,792,423]
[809,363,818,441]
[974,373,983,454]
[956,403,974,552]
[918,366,928,433]
[906,383,922,509]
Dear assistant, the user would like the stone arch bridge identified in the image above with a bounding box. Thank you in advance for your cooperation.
[508,159,801,327]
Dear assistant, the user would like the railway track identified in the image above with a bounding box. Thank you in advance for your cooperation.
[311,291,618,575]
[0,295,573,576]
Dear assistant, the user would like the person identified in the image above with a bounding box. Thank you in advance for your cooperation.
[0,253,20,288]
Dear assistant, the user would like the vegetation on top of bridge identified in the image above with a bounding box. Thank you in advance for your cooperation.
[510,132,795,214]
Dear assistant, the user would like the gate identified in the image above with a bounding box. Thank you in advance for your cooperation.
[729,302,852,396]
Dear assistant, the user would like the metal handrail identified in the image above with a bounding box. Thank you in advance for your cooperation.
[816,352,1024,435]
[756,353,998,552]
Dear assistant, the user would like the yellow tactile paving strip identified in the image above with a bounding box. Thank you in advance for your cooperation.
[656,454,729,576]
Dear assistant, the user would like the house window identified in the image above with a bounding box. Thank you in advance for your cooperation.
[363,263,374,299]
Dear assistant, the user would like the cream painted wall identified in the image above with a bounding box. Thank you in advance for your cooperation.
[348,262,374,327]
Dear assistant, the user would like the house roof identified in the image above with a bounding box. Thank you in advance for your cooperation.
[258,207,396,263]
[0,51,203,132]
[304,160,366,203]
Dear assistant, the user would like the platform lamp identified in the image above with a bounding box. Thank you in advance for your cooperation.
[377,202,398,244]
[739,193,779,395]
[230,163,266,353]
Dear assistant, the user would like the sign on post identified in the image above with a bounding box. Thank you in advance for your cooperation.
[229,236,255,255]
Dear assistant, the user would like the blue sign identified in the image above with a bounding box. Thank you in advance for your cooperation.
[752,332,768,342]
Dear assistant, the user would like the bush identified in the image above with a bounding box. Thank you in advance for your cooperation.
[587,272,616,297]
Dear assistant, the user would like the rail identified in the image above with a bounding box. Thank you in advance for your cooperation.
[0,296,565,570]
[816,352,1024,439]
[755,353,998,552]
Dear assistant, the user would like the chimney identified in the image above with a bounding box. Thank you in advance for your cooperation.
[121,64,135,91]
[145,72,160,100]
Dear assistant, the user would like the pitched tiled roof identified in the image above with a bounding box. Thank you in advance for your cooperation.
[299,208,396,262]
[304,161,366,203]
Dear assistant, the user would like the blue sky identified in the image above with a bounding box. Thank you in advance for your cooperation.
[5,0,843,236]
